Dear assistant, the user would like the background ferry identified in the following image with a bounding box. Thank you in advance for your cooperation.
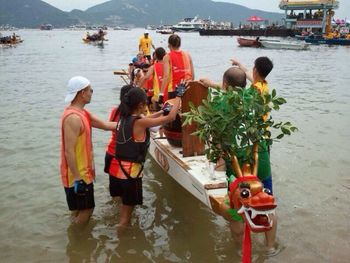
[172,16,210,32]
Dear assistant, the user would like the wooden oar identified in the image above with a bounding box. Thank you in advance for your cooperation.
[120,76,129,85]
[113,70,129,76]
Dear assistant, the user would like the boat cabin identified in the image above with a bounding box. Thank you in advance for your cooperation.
[279,0,339,33]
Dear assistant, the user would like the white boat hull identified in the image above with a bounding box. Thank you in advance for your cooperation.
[148,134,228,209]
[260,40,309,50]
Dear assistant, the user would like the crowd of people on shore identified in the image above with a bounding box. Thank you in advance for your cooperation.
[60,31,279,256]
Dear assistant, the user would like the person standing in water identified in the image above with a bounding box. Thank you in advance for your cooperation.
[60,76,117,225]
[114,85,184,227]
[139,30,155,62]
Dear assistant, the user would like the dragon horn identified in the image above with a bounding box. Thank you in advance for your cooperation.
[242,163,252,176]
[231,155,243,178]
[252,143,259,177]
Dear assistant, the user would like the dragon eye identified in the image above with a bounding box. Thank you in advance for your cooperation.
[263,188,272,195]
[240,189,250,199]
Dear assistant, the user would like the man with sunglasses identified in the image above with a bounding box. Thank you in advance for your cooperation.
[60,76,117,225]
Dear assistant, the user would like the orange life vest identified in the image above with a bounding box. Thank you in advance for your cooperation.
[60,107,95,187]
[106,107,120,156]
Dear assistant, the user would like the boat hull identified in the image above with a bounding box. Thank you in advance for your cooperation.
[237,37,261,47]
[172,27,200,32]
[260,40,309,50]
[199,28,297,37]
[82,38,104,45]
[305,37,350,45]
[148,134,228,209]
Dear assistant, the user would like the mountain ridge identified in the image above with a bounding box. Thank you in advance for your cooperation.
[0,0,283,28]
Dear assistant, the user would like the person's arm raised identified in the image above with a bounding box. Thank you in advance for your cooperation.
[230,58,253,83]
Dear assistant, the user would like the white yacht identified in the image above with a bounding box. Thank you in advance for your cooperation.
[172,16,209,32]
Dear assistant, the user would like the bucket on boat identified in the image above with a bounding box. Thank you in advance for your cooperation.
[163,114,182,147]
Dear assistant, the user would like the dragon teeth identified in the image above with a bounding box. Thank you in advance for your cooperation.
[251,209,258,219]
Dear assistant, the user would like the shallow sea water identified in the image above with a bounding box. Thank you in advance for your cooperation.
[0,29,349,262]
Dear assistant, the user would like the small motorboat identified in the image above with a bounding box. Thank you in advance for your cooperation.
[237,37,261,47]
[260,40,309,50]
[156,25,174,34]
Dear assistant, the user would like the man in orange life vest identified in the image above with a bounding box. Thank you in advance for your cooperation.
[60,76,117,225]
[159,34,194,103]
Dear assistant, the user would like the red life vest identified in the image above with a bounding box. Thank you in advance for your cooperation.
[153,61,163,98]
[168,50,193,92]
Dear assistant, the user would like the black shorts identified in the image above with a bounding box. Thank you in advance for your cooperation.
[64,183,95,211]
[109,175,143,206]
[104,152,113,174]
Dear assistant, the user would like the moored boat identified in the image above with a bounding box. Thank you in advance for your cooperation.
[40,24,53,30]
[260,40,309,50]
[172,16,208,32]
[305,36,350,45]
[113,26,130,31]
[237,37,261,47]
[156,25,174,34]
[158,28,174,34]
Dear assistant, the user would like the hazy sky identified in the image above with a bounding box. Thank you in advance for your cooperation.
[43,0,349,18]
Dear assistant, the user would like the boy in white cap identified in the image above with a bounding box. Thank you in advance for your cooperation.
[60,76,117,225]
[139,30,155,62]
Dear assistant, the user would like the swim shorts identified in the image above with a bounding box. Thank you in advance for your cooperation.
[109,175,143,206]
[64,183,95,211]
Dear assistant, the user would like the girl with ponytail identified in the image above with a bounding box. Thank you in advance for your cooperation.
[113,87,182,228]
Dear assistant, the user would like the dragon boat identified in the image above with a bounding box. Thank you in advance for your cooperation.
[147,82,292,262]
[0,35,23,48]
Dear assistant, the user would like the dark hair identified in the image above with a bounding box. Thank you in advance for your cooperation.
[155,47,166,60]
[119,84,133,101]
[223,67,246,88]
[119,88,147,117]
[168,34,181,48]
[254,57,273,79]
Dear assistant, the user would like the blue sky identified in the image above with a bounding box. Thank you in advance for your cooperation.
[43,0,349,18]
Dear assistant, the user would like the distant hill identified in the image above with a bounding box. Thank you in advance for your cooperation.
[0,0,284,28]
[83,0,284,26]
[0,0,78,28]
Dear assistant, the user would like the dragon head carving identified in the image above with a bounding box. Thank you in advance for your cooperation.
[229,175,276,232]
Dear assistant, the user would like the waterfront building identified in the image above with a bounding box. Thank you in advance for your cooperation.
[279,0,339,33]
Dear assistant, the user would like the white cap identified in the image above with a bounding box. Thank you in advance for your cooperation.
[65,76,90,103]
[144,30,149,34]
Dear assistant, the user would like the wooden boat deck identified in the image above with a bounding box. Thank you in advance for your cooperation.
[149,133,228,209]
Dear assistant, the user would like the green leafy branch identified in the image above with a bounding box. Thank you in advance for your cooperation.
[182,87,298,164]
